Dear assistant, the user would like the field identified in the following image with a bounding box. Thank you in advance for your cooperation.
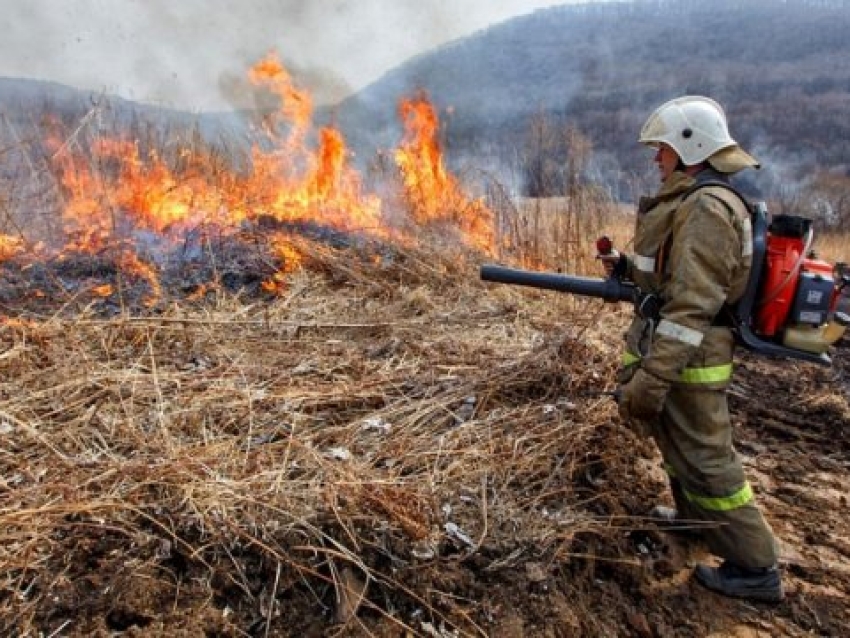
[2,220,849,636]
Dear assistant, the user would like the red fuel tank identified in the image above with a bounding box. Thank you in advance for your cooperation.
[756,233,804,336]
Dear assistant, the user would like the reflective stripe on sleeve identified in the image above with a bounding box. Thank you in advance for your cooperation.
[633,255,656,272]
[741,217,753,258]
[656,319,704,347]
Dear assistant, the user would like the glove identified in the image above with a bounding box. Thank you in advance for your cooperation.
[597,250,626,279]
[618,368,670,425]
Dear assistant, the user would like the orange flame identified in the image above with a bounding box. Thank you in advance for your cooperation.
[395,95,494,254]
[240,52,382,234]
[261,237,304,294]
[91,284,114,298]
[0,235,24,263]
[248,52,313,149]
[31,54,494,302]
[117,250,162,307]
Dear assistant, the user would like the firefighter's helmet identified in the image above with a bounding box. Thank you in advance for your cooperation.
[639,96,737,166]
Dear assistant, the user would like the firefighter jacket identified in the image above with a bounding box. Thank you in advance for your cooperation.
[621,170,753,389]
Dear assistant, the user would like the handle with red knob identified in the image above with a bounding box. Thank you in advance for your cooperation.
[596,235,613,256]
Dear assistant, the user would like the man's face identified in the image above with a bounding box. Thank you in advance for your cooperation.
[654,143,680,181]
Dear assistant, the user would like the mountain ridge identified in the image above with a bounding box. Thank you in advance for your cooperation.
[332,0,850,198]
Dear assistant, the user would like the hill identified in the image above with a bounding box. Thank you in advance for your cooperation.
[333,0,850,201]
[0,77,253,171]
[1,77,259,136]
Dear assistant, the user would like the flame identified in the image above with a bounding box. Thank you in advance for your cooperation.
[248,52,312,149]
[0,316,41,329]
[91,284,114,298]
[241,53,382,233]
[186,283,211,301]
[52,138,211,258]
[22,53,493,304]
[261,236,304,294]
[0,235,24,263]
[395,95,494,254]
[115,250,162,307]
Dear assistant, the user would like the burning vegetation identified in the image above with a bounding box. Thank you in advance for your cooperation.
[1,52,494,314]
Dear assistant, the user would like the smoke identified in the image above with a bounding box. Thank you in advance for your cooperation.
[1,0,573,111]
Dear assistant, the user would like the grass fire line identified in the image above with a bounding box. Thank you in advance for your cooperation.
[1,51,494,310]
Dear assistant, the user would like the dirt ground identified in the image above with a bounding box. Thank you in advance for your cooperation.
[2,260,849,638]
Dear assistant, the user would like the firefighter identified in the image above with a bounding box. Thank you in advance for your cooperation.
[600,96,783,602]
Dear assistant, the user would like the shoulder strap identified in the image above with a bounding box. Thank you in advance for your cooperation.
[683,170,758,320]
[683,169,752,211]
[683,169,754,257]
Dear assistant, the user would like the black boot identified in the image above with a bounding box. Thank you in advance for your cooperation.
[694,561,784,603]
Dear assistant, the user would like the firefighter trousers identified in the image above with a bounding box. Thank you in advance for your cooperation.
[650,384,779,569]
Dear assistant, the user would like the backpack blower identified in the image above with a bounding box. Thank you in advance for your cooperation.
[480,201,849,366]
[732,202,848,365]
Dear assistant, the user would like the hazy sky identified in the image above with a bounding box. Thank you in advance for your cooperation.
[1,0,607,112]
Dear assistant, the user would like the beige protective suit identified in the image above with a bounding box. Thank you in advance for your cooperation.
[620,169,779,569]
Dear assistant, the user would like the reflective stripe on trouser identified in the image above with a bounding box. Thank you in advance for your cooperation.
[622,352,733,385]
[650,377,778,568]
[664,464,754,511]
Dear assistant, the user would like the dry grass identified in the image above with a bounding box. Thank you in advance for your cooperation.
[813,230,850,266]
[1,236,656,636]
[491,194,627,274]
[2,194,846,634]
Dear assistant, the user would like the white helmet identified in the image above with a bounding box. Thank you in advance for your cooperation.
[639,96,736,166]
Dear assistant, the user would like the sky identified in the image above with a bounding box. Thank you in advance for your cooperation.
[1,0,606,112]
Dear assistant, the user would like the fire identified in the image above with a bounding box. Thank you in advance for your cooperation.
[116,250,162,307]
[13,52,493,305]
[0,235,24,263]
[248,52,313,148]
[91,284,114,298]
[261,238,304,294]
[52,137,219,253]
[395,95,494,254]
[240,52,382,233]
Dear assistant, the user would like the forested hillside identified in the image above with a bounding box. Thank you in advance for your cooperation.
[334,0,850,216]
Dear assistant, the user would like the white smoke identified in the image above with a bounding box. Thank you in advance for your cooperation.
[0,0,587,111]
